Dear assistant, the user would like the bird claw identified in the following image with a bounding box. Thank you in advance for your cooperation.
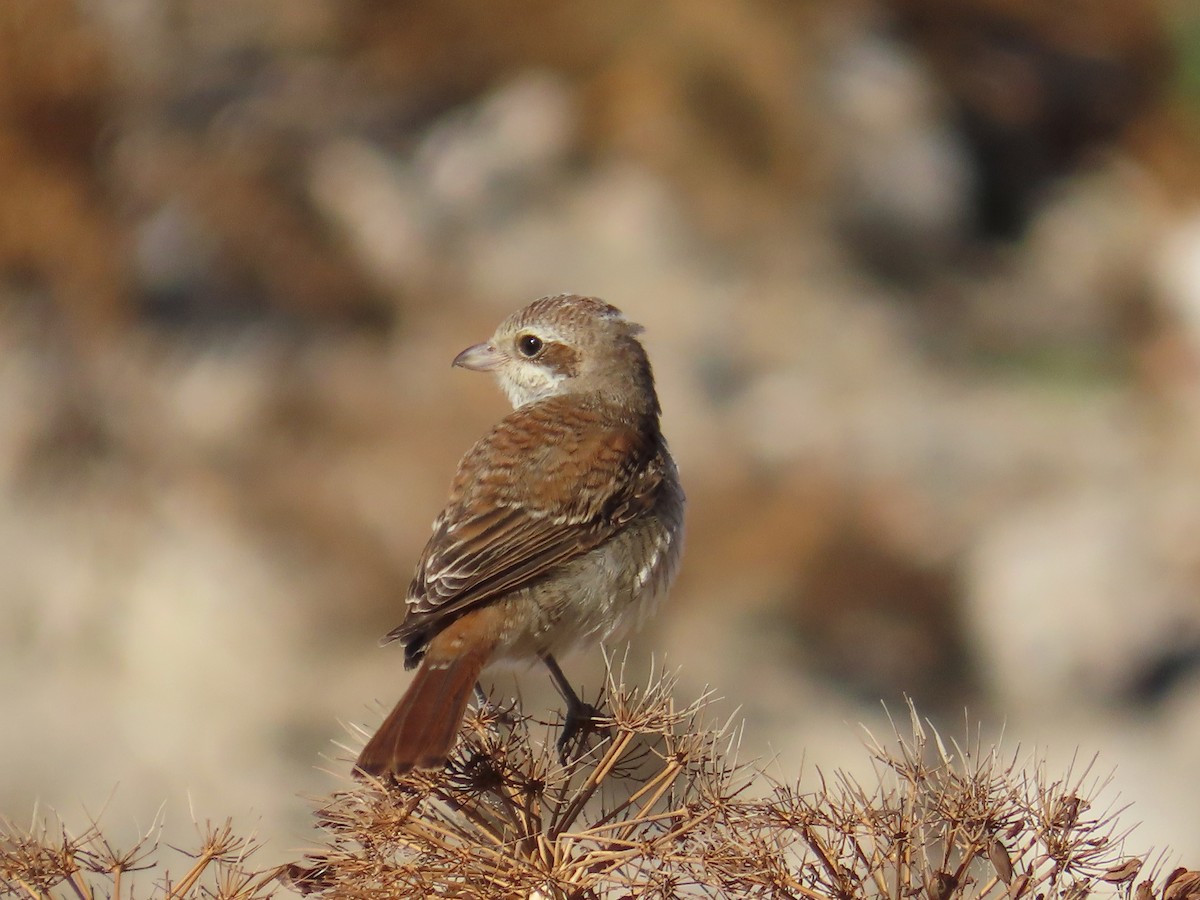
[556,699,607,764]
[472,684,517,727]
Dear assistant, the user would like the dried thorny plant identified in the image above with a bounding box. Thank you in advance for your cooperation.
[0,810,275,899]
[280,663,1188,900]
[282,661,749,898]
[5,662,1199,899]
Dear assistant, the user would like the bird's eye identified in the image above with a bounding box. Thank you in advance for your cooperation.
[517,334,543,357]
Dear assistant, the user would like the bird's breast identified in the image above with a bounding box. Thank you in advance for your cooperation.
[495,465,684,659]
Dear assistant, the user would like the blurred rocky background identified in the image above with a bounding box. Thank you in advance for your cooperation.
[3,0,1200,868]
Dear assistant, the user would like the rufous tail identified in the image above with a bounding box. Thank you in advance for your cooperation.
[355,641,491,777]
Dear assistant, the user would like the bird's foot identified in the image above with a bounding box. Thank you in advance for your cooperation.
[557,699,608,764]
[472,683,517,727]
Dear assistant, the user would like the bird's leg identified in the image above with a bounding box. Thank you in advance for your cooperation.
[471,680,516,726]
[542,654,605,762]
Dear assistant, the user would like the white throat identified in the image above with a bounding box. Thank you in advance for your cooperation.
[499,364,568,408]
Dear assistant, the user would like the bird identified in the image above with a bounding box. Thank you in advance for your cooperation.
[355,293,685,778]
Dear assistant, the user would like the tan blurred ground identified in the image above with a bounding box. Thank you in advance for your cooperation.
[3,0,1200,867]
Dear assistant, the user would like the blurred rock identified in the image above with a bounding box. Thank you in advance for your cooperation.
[0,0,129,334]
[824,29,974,282]
[308,138,439,295]
[882,0,1169,240]
[966,486,1173,710]
[1155,213,1200,363]
[416,71,578,217]
[783,521,974,708]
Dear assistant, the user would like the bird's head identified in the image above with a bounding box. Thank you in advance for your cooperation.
[453,294,659,416]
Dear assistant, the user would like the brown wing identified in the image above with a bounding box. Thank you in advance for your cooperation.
[385,396,664,647]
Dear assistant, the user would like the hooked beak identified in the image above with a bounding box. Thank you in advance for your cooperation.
[452,341,505,372]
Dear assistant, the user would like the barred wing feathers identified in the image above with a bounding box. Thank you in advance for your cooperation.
[385,396,664,646]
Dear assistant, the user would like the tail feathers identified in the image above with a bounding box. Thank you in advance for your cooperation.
[355,644,490,778]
